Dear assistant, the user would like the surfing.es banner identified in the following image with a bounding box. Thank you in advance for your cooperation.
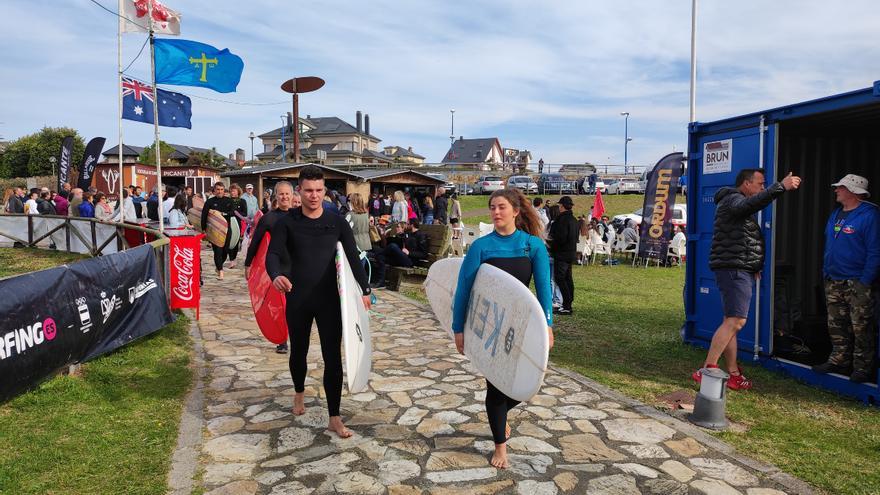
[0,244,173,403]
[77,137,106,191]
[637,152,684,260]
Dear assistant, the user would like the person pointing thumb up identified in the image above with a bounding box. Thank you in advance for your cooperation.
[782,171,802,191]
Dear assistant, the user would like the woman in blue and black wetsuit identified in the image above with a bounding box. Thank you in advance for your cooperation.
[451,188,554,469]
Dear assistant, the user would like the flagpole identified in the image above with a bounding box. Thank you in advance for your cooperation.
[117,0,125,222]
[147,0,164,234]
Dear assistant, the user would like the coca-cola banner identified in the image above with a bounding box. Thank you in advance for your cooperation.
[169,233,204,313]
[0,244,174,403]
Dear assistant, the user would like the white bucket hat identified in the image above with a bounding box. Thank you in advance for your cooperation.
[831,174,870,197]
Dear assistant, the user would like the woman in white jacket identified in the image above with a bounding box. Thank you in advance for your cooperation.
[391,190,408,223]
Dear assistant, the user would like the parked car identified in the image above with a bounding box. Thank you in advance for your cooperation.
[537,173,575,194]
[576,176,606,194]
[473,175,505,194]
[613,204,688,229]
[605,178,643,194]
[426,172,458,195]
[506,175,538,194]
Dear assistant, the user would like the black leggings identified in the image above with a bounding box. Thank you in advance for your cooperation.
[486,379,520,444]
[211,244,227,271]
[288,290,344,417]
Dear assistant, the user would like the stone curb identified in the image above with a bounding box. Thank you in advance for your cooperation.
[167,310,208,495]
[395,289,816,495]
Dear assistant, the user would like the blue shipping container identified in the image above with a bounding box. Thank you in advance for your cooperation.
[685,80,880,404]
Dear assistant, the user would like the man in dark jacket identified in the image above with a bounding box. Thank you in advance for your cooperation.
[549,196,579,314]
[694,169,801,390]
[434,187,449,225]
[813,174,880,383]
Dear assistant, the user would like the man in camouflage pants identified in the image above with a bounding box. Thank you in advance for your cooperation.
[813,174,880,384]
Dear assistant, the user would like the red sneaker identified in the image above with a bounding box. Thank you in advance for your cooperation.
[727,369,753,390]
[691,363,719,384]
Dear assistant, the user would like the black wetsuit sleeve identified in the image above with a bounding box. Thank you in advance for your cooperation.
[266,216,290,281]
[338,216,371,295]
[244,213,272,267]
[200,197,213,231]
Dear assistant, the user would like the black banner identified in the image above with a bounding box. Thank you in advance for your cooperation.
[77,137,106,190]
[57,136,74,192]
[638,152,684,260]
[0,244,174,403]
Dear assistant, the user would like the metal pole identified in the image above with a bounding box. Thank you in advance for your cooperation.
[280,116,286,162]
[450,109,455,193]
[624,114,628,174]
[148,1,163,234]
[293,93,300,163]
[117,0,125,222]
[689,0,698,123]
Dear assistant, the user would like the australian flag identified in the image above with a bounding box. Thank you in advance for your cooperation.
[122,77,192,129]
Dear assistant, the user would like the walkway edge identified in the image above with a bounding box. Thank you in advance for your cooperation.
[167,311,207,495]
[394,289,815,495]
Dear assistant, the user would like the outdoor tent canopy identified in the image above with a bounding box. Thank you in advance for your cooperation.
[684,80,880,404]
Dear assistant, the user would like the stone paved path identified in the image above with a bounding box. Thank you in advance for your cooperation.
[191,255,806,495]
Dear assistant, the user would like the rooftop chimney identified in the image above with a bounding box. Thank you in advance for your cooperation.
[364,114,370,136]
[408,146,413,152]
[356,111,363,133]
[459,135,463,141]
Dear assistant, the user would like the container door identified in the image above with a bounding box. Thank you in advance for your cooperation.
[685,122,776,358]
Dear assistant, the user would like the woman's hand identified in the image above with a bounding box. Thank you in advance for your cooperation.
[454,332,464,354]
[547,327,554,350]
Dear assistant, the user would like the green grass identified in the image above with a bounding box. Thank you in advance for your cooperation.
[550,264,880,495]
[402,261,880,494]
[458,193,676,226]
[0,248,194,495]
[0,247,87,278]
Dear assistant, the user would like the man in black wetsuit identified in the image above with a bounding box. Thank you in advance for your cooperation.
[266,166,371,438]
[201,182,235,279]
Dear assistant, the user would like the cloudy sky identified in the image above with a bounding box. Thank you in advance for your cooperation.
[1,1,878,170]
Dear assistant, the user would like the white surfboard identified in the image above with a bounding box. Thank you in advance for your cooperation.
[424,257,550,401]
[336,242,372,393]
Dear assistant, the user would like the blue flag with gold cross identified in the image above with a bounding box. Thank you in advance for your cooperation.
[154,39,244,93]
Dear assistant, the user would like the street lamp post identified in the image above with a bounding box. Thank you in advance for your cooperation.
[450,109,455,193]
[279,116,287,162]
[621,112,633,175]
[49,156,56,178]
[249,131,255,164]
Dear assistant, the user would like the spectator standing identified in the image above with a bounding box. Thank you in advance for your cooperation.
[226,183,249,268]
[449,193,462,224]
[184,185,195,211]
[434,187,449,224]
[146,187,160,221]
[94,193,114,220]
[391,190,408,223]
[5,187,24,213]
[261,189,272,214]
[549,196,578,314]
[812,174,880,383]
[422,195,435,225]
[24,190,39,215]
[347,193,372,254]
[68,188,83,217]
[534,197,549,229]
[78,192,95,218]
[162,186,178,221]
[405,192,419,222]
[694,169,801,390]
[369,191,383,218]
[241,184,259,220]
[113,189,137,222]
[52,191,68,216]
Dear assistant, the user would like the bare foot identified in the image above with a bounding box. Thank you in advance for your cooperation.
[505,422,511,440]
[328,416,353,438]
[292,392,306,415]
[217,270,224,280]
[490,444,509,468]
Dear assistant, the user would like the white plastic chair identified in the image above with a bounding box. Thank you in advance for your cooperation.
[576,235,591,265]
[667,235,687,267]
[588,230,611,264]
[478,222,494,238]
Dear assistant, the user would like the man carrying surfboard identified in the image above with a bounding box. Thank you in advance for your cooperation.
[201,182,236,280]
[266,165,371,439]
[451,188,554,468]
[244,182,299,354]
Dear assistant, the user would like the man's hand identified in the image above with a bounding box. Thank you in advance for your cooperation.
[402,247,410,255]
[362,295,372,310]
[782,172,802,191]
[454,332,464,354]
[272,275,292,292]
[547,327,554,350]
